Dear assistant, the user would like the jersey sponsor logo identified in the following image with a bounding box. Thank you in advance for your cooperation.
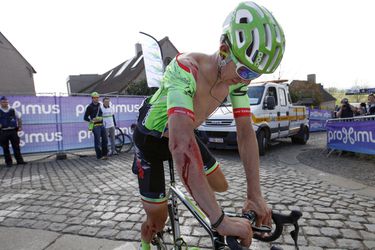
[184,87,194,98]
[231,85,247,96]
[167,107,195,121]
[233,108,251,118]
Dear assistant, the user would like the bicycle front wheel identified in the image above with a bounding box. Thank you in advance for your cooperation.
[114,127,125,153]
[122,133,134,153]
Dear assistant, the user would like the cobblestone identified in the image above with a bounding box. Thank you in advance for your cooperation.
[336,239,364,249]
[0,133,374,249]
[78,226,100,237]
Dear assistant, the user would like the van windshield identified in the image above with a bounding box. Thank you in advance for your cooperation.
[220,86,265,107]
[248,86,265,105]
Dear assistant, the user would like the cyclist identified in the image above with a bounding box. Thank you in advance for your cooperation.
[133,2,285,249]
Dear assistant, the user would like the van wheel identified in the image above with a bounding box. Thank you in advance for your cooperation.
[257,130,268,156]
[292,126,309,145]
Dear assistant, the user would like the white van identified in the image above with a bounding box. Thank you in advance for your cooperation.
[196,81,309,155]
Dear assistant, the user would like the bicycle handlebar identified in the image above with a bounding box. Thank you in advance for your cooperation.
[226,210,302,250]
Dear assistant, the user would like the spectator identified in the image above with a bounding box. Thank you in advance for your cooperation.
[0,96,27,167]
[336,98,354,118]
[353,106,361,116]
[368,94,375,115]
[84,92,108,160]
[359,102,367,116]
[101,97,117,156]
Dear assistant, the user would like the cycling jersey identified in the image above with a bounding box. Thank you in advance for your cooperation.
[138,54,251,137]
[133,54,252,203]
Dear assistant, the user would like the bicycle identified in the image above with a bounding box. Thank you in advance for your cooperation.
[151,159,302,250]
[108,127,134,154]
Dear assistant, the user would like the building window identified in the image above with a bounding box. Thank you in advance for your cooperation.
[103,70,113,81]
[114,59,132,78]
[267,87,278,106]
[131,55,143,69]
[278,88,287,106]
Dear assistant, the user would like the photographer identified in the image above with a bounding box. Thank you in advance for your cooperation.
[336,98,354,118]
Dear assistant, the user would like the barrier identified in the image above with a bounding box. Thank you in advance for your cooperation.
[0,95,145,155]
[308,108,333,132]
[326,115,375,155]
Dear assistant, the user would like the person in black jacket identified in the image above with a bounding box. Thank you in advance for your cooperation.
[368,94,375,115]
[0,96,27,167]
[337,98,354,118]
[83,92,108,160]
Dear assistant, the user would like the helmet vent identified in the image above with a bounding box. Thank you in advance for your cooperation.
[259,53,269,71]
[274,25,281,43]
[267,46,280,72]
[236,9,253,24]
[246,30,255,58]
[239,17,249,24]
[246,29,259,63]
[264,24,272,50]
[245,2,264,18]
[239,31,244,43]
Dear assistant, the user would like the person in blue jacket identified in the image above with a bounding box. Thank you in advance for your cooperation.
[0,96,27,167]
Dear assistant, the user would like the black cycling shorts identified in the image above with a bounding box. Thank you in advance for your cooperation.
[132,126,220,204]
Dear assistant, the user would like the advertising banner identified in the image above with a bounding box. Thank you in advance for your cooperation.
[308,108,332,132]
[326,119,375,155]
[0,96,144,155]
[139,32,164,88]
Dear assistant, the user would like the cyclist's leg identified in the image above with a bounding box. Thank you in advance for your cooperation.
[136,155,168,247]
[141,201,168,245]
[196,135,228,192]
[133,127,170,248]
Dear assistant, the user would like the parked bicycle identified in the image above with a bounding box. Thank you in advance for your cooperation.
[109,127,134,153]
[151,159,302,250]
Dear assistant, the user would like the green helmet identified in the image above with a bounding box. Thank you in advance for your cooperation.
[222,1,285,74]
[91,92,99,97]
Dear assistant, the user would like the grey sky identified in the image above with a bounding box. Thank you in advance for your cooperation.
[1,0,374,93]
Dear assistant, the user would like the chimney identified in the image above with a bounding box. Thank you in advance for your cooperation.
[135,43,142,55]
[307,74,316,84]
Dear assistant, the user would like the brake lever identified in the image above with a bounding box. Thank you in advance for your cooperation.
[226,210,302,250]
[253,210,302,249]
[242,211,272,233]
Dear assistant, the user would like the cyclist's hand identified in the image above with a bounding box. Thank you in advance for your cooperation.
[243,196,272,228]
[217,216,253,248]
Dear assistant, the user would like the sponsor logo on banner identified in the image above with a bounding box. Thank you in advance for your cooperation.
[12,101,60,114]
[328,127,375,144]
[326,119,375,155]
[18,131,63,147]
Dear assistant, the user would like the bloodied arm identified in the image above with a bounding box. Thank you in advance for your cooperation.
[168,114,252,245]
[235,115,272,227]
[229,83,271,227]
[168,113,222,222]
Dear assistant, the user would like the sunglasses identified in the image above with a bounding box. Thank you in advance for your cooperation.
[228,47,260,81]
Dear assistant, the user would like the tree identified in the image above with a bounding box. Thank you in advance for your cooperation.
[125,80,158,96]
[350,80,369,103]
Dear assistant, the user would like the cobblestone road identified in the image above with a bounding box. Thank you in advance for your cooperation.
[0,133,374,249]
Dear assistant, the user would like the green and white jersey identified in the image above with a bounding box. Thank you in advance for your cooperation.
[139,54,251,137]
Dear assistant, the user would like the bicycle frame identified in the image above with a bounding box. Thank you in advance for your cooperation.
[165,159,226,250]
[159,160,302,250]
